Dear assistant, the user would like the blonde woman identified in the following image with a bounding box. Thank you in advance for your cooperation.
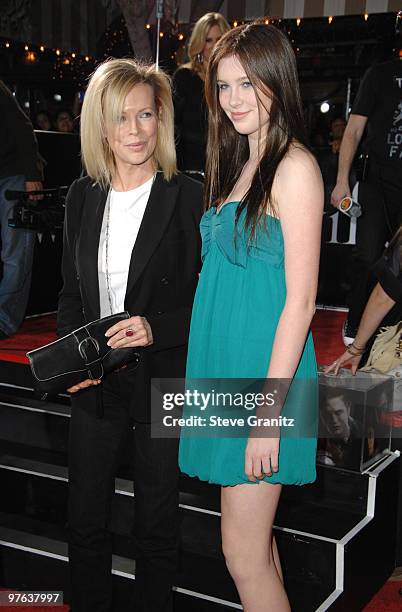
[57,58,203,612]
[173,12,230,171]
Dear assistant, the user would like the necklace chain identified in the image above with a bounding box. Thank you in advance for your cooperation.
[104,174,157,316]
[105,190,114,316]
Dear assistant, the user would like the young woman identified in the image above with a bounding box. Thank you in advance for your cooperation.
[179,24,323,611]
[57,58,203,612]
[173,12,230,171]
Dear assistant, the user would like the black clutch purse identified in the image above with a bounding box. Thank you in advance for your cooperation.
[26,312,140,395]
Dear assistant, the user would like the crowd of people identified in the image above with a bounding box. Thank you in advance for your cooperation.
[0,11,401,612]
[34,108,76,133]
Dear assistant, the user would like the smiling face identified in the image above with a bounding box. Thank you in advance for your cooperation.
[203,23,224,62]
[106,83,158,175]
[217,54,272,146]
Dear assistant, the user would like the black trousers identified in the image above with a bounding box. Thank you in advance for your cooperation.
[348,163,402,328]
[67,363,179,612]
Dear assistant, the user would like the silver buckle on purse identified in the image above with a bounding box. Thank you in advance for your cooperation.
[78,336,100,362]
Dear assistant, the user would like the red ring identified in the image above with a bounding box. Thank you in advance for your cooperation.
[125,329,134,337]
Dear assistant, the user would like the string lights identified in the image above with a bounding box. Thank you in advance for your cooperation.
[1,39,92,61]
[0,37,95,86]
[0,9,382,85]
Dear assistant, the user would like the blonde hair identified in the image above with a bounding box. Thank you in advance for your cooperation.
[188,12,230,75]
[80,58,177,188]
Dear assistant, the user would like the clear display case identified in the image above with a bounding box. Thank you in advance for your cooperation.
[317,369,394,472]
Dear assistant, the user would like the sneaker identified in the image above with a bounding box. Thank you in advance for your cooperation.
[342,319,357,347]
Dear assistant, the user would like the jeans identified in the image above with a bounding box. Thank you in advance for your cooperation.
[347,164,402,329]
[0,174,35,335]
[68,363,180,612]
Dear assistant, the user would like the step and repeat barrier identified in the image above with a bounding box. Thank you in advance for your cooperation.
[24,132,357,314]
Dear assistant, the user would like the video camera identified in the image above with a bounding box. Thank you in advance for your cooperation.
[6,187,68,232]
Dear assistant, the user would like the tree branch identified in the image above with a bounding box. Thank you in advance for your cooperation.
[116,0,153,61]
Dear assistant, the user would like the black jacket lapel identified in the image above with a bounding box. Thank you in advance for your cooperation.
[124,173,179,304]
[79,183,108,319]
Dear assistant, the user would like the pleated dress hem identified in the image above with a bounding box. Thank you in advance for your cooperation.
[180,467,317,487]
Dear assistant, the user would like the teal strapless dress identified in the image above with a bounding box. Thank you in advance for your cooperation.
[179,202,317,486]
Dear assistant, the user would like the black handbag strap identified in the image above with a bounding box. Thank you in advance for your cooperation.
[73,327,104,380]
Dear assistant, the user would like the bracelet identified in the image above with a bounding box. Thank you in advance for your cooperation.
[346,348,361,357]
[351,341,366,351]
[346,344,364,357]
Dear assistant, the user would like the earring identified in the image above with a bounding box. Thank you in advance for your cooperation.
[196,52,203,64]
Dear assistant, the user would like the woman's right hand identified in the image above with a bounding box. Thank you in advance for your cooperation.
[324,349,362,376]
[67,378,101,393]
[245,436,280,482]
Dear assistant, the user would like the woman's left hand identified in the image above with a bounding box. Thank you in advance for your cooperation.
[105,315,153,348]
[324,349,362,376]
[245,437,280,482]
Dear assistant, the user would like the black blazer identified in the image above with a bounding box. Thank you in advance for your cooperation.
[57,172,203,420]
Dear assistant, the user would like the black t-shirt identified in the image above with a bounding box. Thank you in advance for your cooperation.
[172,67,208,172]
[352,59,402,168]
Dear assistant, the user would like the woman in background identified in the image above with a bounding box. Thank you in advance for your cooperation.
[179,23,323,611]
[173,12,230,171]
[34,110,52,131]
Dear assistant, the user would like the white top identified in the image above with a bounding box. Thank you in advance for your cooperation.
[98,175,154,317]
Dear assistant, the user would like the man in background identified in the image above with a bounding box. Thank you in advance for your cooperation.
[0,79,43,338]
[318,389,362,469]
[319,116,348,210]
[331,43,402,344]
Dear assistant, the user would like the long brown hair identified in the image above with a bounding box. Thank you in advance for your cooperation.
[205,23,308,236]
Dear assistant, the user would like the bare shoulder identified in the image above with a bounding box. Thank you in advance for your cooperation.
[272,144,323,217]
[275,144,321,186]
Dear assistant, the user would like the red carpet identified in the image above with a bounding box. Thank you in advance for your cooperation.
[0,314,57,365]
[311,308,346,366]
[363,580,402,611]
[0,606,69,612]
[0,309,347,368]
